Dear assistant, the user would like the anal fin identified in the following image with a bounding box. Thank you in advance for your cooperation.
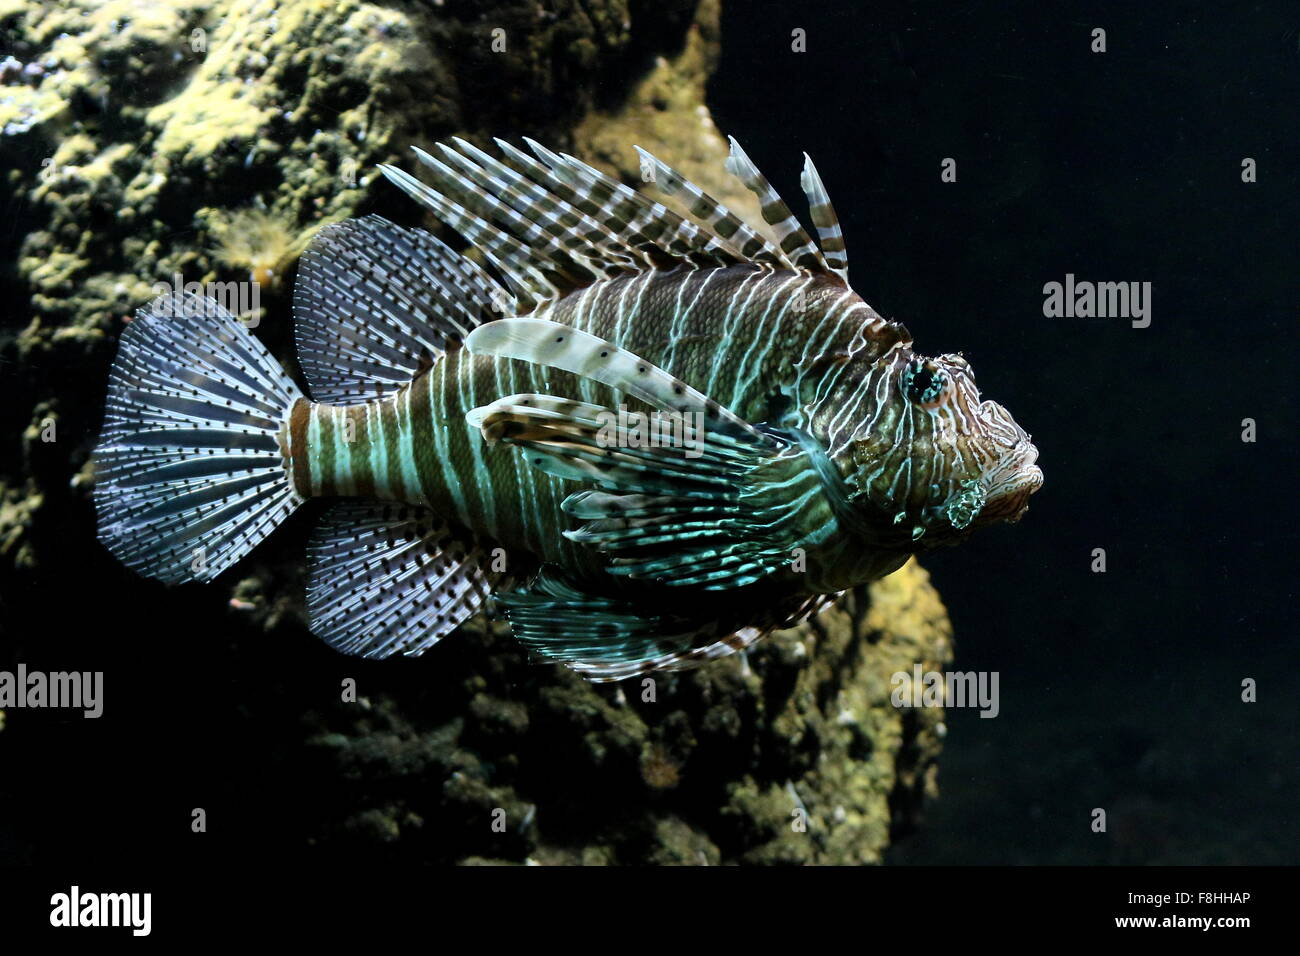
[305,501,503,658]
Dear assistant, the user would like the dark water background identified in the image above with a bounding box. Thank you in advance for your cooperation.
[710,1,1299,862]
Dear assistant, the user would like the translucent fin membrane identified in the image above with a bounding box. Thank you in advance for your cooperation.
[93,293,303,583]
[305,502,501,658]
[294,214,507,405]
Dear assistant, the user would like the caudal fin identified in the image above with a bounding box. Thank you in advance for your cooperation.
[93,292,304,584]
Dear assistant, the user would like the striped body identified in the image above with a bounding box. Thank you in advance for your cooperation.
[287,264,892,592]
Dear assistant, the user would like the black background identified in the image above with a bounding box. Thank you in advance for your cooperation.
[710,1,1298,862]
[1,1,1296,869]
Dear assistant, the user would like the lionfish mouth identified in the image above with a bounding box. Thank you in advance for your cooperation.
[979,439,1043,524]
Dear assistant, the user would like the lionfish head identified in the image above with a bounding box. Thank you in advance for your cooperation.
[844,349,1043,549]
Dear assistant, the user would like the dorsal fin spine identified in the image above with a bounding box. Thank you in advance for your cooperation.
[724,136,828,273]
[494,138,645,270]
[800,153,849,283]
[383,138,854,314]
[419,144,598,291]
[521,139,676,267]
[378,162,557,306]
[446,137,630,280]
[632,145,785,267]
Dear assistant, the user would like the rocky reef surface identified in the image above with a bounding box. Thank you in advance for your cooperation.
[263,561,953,865]
[0,0,953,863]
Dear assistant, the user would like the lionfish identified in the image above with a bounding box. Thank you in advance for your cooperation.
[93,137,1042,681]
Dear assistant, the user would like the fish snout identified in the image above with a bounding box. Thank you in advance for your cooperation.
[979,438,1043,524]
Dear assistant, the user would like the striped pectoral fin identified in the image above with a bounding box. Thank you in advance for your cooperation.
[304,501,505,659]
[465,320,837,591]
[464,317,770,443]
[497,569,839,682]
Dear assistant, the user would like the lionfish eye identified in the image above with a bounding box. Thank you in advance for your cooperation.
[903,359,947,406]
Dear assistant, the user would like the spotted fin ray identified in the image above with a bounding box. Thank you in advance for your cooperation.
[305,501,505,659]
[378,136,853,317]
[294,214,507,406]
[93,292,305,584]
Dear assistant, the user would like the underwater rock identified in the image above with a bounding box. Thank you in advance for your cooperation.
[0,0,954,863]
[288,559,951,865]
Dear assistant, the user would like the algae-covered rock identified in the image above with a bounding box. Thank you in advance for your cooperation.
[286,559,950,865]
[0,0,955,864]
